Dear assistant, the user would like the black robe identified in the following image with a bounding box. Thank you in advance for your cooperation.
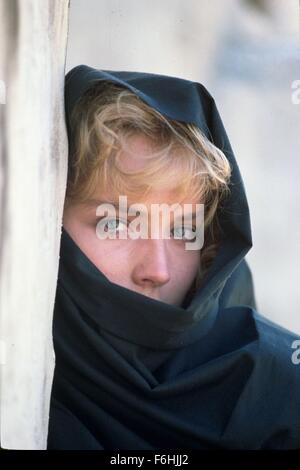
[47,65,300,450]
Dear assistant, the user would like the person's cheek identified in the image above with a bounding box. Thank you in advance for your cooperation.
[177,252,199,287]
[96,240,134,284]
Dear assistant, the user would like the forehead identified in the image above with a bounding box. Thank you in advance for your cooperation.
[115,132,189,173]
[84,187,200,208]
[116,134,157,172]
[77,132,202,211]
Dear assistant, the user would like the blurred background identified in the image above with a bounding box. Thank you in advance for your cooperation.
[66,0,300,334]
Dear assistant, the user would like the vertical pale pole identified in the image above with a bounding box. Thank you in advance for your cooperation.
[0,0,69,449]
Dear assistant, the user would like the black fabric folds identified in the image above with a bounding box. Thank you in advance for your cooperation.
[47,65,300,450]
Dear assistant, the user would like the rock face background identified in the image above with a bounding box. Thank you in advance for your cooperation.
[66,0,300,334]
[0,0,69,450]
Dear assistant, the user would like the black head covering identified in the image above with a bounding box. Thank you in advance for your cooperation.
[47,65,300,450]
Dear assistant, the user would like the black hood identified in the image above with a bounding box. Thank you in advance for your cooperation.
[63,65,254,327]
[47,65,300,450]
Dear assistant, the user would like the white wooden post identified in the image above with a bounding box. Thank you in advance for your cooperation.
[0,0,69,449]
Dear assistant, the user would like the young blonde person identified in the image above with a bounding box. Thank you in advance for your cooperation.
[47,65,300,450]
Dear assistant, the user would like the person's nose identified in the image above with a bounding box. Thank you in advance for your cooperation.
[131,238,171,288]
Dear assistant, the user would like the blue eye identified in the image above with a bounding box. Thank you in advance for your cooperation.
[98,217,128,234]
[172,226,196,241]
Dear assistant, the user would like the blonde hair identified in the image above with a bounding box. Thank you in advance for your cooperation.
[65,79,232,294]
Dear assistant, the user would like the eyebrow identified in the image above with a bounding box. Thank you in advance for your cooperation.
[83,198,200,217]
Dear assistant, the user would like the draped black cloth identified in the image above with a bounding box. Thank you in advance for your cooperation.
[47,65,300,450]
